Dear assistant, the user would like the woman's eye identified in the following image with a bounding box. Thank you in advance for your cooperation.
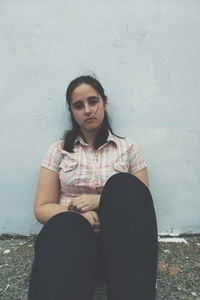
[90,100,98,106]
[74,103,84,110]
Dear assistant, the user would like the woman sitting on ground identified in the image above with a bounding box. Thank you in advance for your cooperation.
[28,75,158,300]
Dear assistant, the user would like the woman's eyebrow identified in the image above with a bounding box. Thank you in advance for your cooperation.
[72,96,99,106]
[87,96,99,100]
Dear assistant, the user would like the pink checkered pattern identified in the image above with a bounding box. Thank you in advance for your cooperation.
[41,131,147,206]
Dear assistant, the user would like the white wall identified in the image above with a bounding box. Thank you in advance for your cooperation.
[0,0,200,235]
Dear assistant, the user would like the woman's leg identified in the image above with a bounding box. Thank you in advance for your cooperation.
[99,173,158,300]
[28,211,97,300]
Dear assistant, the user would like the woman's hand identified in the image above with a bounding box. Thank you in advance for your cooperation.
[67,194,100,212]
[80,211,101,233]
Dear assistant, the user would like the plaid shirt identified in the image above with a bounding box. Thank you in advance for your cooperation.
[41,131,147,206]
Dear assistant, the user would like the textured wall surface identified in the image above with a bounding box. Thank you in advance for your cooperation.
[0,0,200,235]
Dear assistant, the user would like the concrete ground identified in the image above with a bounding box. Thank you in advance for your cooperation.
[0,235,199,300]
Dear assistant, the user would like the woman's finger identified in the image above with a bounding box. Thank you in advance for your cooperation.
[92,212,99,222]
[66,199,73,209]
[76,203,88,210]
[80,206,90,212]
[75,200,88,208]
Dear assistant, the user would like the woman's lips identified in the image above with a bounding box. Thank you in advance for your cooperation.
[85,118,96,122]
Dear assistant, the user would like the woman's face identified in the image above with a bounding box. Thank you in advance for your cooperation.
[70,83,107,135]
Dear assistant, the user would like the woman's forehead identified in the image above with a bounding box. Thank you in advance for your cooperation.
[71,84,99,102]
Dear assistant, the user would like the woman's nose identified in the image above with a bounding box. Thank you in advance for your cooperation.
[84,104,92,114]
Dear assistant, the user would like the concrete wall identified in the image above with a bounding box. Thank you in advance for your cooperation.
[1,0,200,235]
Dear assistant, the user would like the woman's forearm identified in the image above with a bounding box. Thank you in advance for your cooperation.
[35,203,75,225]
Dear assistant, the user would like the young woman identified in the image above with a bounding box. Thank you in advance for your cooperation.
[28,75,158,300]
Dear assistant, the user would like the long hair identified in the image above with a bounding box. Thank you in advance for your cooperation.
[63,75,123,152]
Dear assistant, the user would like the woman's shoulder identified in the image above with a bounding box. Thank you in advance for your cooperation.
[41,139,65,172]
[125,137,140,148]
[43,139,65,157]
[113,135,140,150]
[47,139,64,150]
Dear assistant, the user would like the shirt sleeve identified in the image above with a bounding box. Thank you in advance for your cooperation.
[128,140,147,174]
[41,140,63,173]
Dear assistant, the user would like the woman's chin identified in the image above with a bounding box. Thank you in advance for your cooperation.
[83,124,101,132]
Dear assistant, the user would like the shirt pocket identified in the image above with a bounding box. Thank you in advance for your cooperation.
[59,159,79,185]
[113,159,129,173]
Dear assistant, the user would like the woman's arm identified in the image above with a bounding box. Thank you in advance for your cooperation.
[34,167,70,224]
[133,167,149,189]
[34,167,101,231]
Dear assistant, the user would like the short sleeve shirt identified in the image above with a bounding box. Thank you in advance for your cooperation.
[41,131,147,206]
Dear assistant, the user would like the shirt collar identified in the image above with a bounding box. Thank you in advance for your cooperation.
[74,130,117,147]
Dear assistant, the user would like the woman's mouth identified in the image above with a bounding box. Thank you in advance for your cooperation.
[85,117,96,122]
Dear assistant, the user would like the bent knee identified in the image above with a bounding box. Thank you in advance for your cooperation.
[106,172,149,191]
[40,211,93,238]
[34,212,95,252]
[99,172,151,210]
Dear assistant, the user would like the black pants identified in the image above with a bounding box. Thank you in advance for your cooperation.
[28,173,158,300]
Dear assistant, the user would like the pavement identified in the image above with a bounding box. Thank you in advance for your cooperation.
[0,234,199,300]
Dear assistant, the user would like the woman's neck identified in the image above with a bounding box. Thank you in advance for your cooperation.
[81,129,97,147]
